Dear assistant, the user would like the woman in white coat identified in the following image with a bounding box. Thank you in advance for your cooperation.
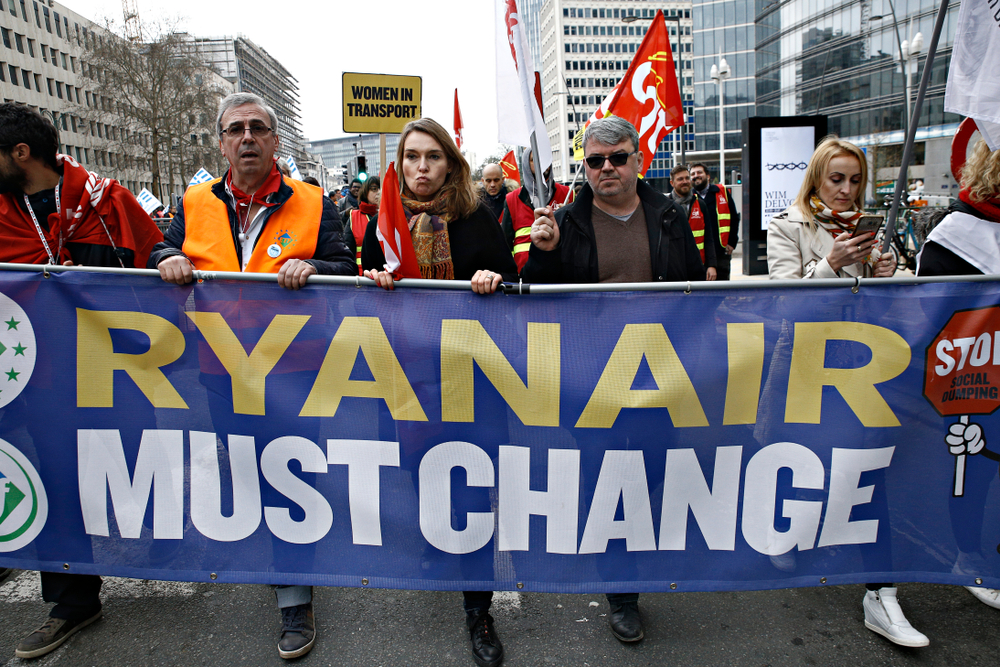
[767,136,895,280]
[766,137,928,648]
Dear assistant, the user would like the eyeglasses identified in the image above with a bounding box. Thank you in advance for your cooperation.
[584,151,637,169]
[220,123,273,139]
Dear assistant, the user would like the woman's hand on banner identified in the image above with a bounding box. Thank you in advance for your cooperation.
[471,270,502,295]
[365,268,395,290]
[873,252,895,278]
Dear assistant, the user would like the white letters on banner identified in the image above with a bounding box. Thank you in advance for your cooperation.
[76,431,894,557]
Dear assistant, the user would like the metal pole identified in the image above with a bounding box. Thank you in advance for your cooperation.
[884,0,909,137]
[717,53,726,188]
[669,16,686,166]
[881,0,950,255]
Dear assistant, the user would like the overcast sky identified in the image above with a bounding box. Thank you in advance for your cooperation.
[64,0,508,165]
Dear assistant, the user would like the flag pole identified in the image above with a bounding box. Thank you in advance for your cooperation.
[881,0,951,256]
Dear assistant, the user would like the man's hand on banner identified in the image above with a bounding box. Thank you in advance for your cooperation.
[947,419,985,455]
[707,267,717,281]
[531,207,560,252]
[277,259,317,290]
[157,255,195,285]
[471,270,503,295]
[365,268,396,291]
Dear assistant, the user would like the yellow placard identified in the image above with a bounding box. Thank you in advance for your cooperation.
[342,72,422,134]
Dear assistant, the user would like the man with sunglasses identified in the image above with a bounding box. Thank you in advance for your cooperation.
[148,92,354,660]
[520,115,704,644]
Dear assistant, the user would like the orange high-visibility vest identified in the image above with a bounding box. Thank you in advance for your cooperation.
[688,196,706,263]
[181,177,320,273]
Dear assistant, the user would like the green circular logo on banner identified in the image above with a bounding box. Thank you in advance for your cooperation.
[0,291,35,409]
[0,438,47,552]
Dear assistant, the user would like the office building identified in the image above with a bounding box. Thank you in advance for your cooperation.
[537,0,694,188]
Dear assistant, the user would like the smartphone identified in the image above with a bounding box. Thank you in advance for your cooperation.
[851,214,885,239]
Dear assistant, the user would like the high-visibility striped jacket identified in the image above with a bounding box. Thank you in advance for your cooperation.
[500,183,575,271]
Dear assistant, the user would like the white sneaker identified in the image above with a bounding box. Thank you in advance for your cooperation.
[965,586,1000,609]
[863,587,929,647]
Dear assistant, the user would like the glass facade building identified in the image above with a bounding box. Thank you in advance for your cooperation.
[692,0,756,158]
[754,0,961,196]
[537,0,694,186]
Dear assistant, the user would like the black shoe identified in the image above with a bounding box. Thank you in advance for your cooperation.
[468,613,504,667]
[608,601,644,642]
[15,610,102,659]
[277,602,315,659]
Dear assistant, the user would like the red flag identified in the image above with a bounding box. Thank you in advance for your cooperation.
[454,89,464,150]
[374,162,421,279]
[499,150,520,182]
[573,10,683,175]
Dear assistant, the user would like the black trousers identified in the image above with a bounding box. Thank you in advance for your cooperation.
[41,571,102,620]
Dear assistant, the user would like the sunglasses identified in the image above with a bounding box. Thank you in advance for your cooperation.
[584,151,636,169]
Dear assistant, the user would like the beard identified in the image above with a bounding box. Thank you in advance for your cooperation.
[0,162,28,195]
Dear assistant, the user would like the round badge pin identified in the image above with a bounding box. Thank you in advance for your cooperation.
[267,244,282,258]
[0,438,47,552]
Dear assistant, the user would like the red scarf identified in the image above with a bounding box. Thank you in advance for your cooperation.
[959,187,1000,222]
[226,163,283,209]
[359,200,378,216]
[0,154,162,266]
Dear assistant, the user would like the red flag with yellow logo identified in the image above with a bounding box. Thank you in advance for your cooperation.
[499,150,521,183]
[572,10,683,175]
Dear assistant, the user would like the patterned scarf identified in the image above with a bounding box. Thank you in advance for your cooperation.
[400,188,455,280]
[809,193,863,239]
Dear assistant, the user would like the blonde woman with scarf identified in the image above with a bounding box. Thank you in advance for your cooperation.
[362,118,517,294]
[764,136,927,648]
[767,136,895,280]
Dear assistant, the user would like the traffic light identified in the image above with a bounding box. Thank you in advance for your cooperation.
[356,156,368,182]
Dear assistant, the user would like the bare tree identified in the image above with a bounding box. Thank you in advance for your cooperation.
[76,19,226,203]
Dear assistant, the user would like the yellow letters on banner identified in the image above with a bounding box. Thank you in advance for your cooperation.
[300,317,426,420]
[785,322,910,427]
[576,323,707,428]
[77,309,187,409]
[440,320,560,426]
[186,312,310,416]
[723,323,765,425]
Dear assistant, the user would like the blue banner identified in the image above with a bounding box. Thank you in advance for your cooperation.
[0,270,998,594]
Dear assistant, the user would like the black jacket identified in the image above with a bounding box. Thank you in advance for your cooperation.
[147,174,356,276]
[481,186,508,223]
[361,201,518,281]
[695,183,740,262]
[520,179,705,284]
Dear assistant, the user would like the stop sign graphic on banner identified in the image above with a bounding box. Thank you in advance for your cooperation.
[924,305,1000,496]
[924,306,1000,417]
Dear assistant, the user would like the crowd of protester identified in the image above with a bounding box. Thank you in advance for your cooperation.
[0,93,998,665]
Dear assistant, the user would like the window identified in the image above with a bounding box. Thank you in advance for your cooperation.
[14,33,23,53]
[20,68,28,88]
[46,78,52,95]
[32,1,39,28]
[53,11,61,36]
[7,0,14,16]
[18,0,25,20]
[70,115,76,133]
[0,63,4,82]
[1,28,10,49]
[8,64,17,85]
[43,6,50,33]
[55,80,62,99]
[60,53,66,69]
[26,37,32,56]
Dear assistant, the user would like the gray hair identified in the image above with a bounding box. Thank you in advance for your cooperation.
[216,92,278,136]
[582,116,639,154]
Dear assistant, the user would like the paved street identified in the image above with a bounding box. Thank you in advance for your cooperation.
[0,571,996,666]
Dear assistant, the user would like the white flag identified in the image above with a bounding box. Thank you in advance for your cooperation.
[945,0,1000,149]
[286,157,303,180]
[495,0,552,206]
[188,168,213,187]
[136,188,163,215]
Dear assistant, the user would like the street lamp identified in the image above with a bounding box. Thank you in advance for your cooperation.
[710,55,731,187]
[871,3,923,136]
[622,13,686,166]
[554,80,583,180]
